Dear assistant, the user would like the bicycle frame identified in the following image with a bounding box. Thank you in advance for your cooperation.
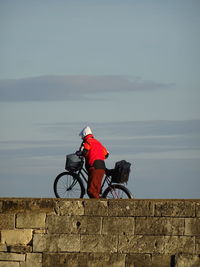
[76,166,112,197]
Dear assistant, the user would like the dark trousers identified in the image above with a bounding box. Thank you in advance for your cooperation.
[87,167,105,198]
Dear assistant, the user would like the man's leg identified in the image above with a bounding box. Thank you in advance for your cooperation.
[87,167,105,198]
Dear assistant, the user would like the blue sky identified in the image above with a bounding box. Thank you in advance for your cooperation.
[0,0,200,198]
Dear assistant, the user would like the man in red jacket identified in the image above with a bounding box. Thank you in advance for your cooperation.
[77,126,109,198]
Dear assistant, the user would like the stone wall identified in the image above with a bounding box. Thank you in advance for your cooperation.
[0,198,200,267]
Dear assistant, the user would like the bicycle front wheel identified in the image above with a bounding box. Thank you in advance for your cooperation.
[102,184,133,199]
[53,172,85,198]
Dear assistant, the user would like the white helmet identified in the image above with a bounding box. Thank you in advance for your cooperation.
[79,126,93,139]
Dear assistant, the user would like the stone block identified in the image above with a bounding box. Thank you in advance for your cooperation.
[0,252,25,261]
[196,237,200,253]
[43,252,88,266]
[102,217,134,235]
[0,214,15,230]
[80,235,118,253]
[33,234,80,252]
[1,199,55,214]
[33,234,46,252]
[119,235,165,254]
[185,218,200,236]
[164,236,195,254]
[108,200,154,217]
[135,217,184,236]
[30,199,56,213]
[0,201,2,213]
[43,253,125,267]
[154,200,196,217]
[55,234,80,253]
[0,262,19,267]
[16,212,46,229]
[125,254,152,267]
[196,202,200,217]
[86,253,125,267]
[84,200,108,216]
[1,230,32,245]
[118,235,195,254]
[25,253,42,267]
[151,255,172,267]
[175,253,200,267]
[47,215,102,235]
[56,200,84,216]
[1,200,28,213]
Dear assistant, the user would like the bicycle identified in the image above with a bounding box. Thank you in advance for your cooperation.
[53,154,133,199]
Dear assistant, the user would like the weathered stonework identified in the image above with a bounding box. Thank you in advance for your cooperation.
[0,262,20,267]
[0,214,15,230]
[175,254,200,267]
[108,199,154,217]
[33,233,81,252]
[154,200,196,217]
[56,199,84,216]
[16,212,46,229]
[43,253,126,267]
[46,215,101,234]
[102,217,134,235]
[22,253,42,267]
[80,235,118,253]
[135,217,185,235]
[196,202,200,217]
[0,198,200,267]
[125,254,152,267]
[195,237,200,254]
[184,218,200,236]
[1,229,33,245]
[84,199,108,216]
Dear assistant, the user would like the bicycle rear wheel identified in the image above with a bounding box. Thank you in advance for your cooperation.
[53,172,85,198]
[102,184,133,199]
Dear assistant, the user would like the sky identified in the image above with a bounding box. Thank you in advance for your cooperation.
[0,0,200,198]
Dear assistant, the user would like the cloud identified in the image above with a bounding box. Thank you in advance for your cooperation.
[42,119,200,138]
[0,75,174,102]
[1,119,199,160]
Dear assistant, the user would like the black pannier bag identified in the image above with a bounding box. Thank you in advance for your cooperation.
[111,160,131,183]
[65,154,83,172]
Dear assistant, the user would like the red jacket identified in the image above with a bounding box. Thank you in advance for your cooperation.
[81,134,109,168]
